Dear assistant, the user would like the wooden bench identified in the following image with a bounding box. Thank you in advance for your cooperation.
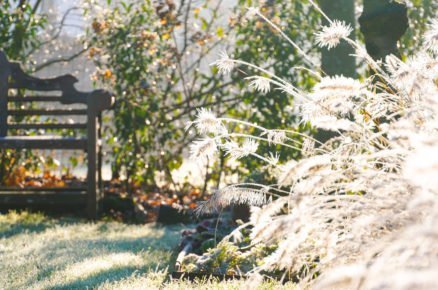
[0,51,114,218]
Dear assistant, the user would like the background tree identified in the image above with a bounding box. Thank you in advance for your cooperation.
[319,0,356,77]
[0,0,46,60]
[394,0,437,58]
[0,1,88,70]
[85,0,321,192]
[359,0,408,61]
[85,0,243,190]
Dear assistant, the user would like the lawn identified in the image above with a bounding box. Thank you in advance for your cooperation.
[0,211,294,289]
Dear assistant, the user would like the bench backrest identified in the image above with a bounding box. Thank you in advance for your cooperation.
[0,51,113,138]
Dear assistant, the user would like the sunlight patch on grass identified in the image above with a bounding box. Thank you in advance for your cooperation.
[0,212,183,289]
[64,252,143,280]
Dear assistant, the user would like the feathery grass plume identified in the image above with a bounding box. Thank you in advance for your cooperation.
[219,185,268,207]
[189,137,217,162]
[385,54,407,77]
[424,19,438,54]
[264,130,287,145]
[190,108,226,135]
[296,76,371,131]
[249,196,289,227]
[315,20,353,50]
[278,154,332,186]
[313,75,363,98]
[266,152,280,165]
[210,51,235,75]
[195,185,269,215]
[299,104,358,131]
[301,139,315,157]
[189,0,438,287]
[302,75,364,122]
[247,76,271,94]
[404,141,438,192]
[385,53,438,101]
[246,7,260,19]
[222,139,259,161]
[315,199,438,290]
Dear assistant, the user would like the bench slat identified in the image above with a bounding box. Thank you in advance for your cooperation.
[9,109,87,116]
[0,192,87,206]
[8,123,87,130]
[0,186,87,192]
[7,96,62,102]
[0,136,87,149]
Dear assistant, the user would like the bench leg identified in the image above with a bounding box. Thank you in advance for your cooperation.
[87,114,98,219]
[98,114,103,195]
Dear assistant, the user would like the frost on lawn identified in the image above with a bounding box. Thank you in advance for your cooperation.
[0,216,182,289]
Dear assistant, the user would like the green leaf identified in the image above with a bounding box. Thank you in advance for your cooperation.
[201,18,208,30]
[216,26,224,38]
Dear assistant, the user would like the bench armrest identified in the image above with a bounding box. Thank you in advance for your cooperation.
[87,90,115,114]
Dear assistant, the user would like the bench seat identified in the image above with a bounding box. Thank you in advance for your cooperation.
[0,191,87,206]
[0,136,87,150]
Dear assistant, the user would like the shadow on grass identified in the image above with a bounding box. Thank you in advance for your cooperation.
[0,222,50,238]
[0,216,80,239]
[47,265,144,290]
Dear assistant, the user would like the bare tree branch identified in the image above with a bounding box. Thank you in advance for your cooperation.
[25,6,81,58]
[31,0,42,15]
[34,48,87,72]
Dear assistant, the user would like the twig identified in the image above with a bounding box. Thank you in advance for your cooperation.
[34,48,87,72]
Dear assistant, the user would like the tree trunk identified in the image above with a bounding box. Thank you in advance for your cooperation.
[315,1,356,143]
[319,0,356,77]
[359,0,408,61]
